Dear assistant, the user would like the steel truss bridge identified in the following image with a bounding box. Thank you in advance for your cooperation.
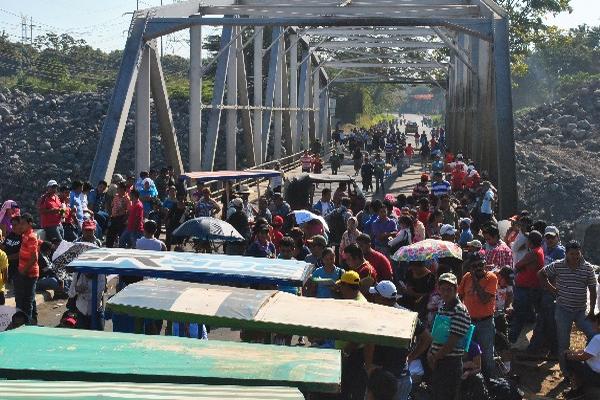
[89,0,517,216]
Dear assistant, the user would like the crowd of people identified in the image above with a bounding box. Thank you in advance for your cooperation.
[1,117,599,400]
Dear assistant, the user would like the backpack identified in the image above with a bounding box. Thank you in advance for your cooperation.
[326,208,346,244]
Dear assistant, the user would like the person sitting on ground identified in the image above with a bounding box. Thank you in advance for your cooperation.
[563,313,600,400]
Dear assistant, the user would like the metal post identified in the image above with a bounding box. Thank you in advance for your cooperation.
[289,33,299,152]
[297,50,309,150]
[189,24,202,171]
[135,45,151,175]
[262,27,283,161]
[305,57,313,144]
[253,27,263,166]
[236,30,255,167]
[203,25,233,171]
[312,65,320,150]
[493,17,517,217]
[273,33,283,160]
[226,26,238,171]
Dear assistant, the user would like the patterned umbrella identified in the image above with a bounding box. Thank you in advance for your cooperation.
[52,241,99,280]
[172,217,244,242]
[392,239,463,262]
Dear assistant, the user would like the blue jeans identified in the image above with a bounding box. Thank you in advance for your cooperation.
[394,374,412,400]
[528,291,557,353]
[119,230,142,249]
[555,304,596,373]
[509,286,541,343]
[37,276,61,291]
[473,317,496,377]
[44,225,64,242]
[14,274,37,322]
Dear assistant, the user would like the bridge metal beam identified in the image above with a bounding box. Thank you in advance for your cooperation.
[135,45,151,175]
[316,40,446,49]
[273,32,284,160]
[236,29,255,167]
[301,27,437,37]
[289,33,299,153]
[202,25,233,171]
[197,5,482,18]
[90,17,147,185]
[252,27,263,165]
[298,49,309,150]
[226,26,238,170]
[262,27,283,161]
[189,24,202,171]
[324,62,447,69]
[148,43,183,176]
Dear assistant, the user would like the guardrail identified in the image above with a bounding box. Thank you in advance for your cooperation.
[186,142,334,200]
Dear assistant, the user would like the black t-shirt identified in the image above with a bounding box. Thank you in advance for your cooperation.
[3,232,22,269]
[373,316,425,377]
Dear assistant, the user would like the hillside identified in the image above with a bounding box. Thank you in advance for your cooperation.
[514,80,600,263]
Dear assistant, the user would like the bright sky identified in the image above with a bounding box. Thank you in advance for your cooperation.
[0,0,598,58]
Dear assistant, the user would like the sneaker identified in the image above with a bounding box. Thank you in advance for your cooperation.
[564,388,585,400]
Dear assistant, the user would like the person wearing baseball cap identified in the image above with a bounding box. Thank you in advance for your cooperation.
[440,224,457,242]
[335,270,363,301]
[79,219,101,246]
[428,272,472,400]
[458,250,498,377]
[366,280,433,399]
[38,179,64,242]
[544,226,565,265]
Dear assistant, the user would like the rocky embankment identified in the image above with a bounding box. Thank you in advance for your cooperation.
[0,88,243,213]
[514,81,600,262]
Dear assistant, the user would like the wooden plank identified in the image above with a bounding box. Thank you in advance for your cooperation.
[0,380,305,399]
[67,248,313,287]
[0,326,340,393]
[107,280,418,348]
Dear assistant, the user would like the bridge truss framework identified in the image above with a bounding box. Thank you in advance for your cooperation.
[89,0,517,217]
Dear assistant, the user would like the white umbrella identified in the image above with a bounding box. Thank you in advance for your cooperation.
[293,210,329,232]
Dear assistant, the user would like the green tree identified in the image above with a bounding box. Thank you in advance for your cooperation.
[496,0,572,76]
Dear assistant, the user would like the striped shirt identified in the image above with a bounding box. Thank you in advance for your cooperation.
[431,180,451,197]
[430,298,471,357]
[543,258,597,311]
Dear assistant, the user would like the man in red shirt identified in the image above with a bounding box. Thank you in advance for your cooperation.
[509,230,544,344]
[14,213,39,323]
[38,180,64,242]
[356,234,393,281]
[343,243,378,297]
[119,189,144,249]
[483,225,513,270]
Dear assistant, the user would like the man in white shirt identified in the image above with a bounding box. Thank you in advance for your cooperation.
[564,313,600,399]
[510,216,532,265]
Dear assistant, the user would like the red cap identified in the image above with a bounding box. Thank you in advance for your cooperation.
[273,215,284,226]
[82,219,96,231]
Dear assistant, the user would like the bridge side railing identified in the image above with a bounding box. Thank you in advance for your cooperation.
[186,142,334,200]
